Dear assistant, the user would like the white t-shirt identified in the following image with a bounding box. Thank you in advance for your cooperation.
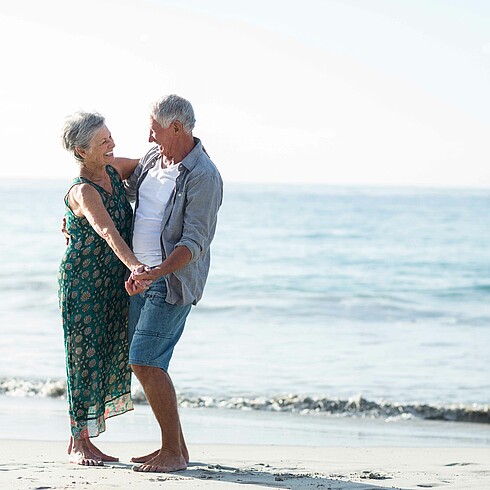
[132,160,180,267]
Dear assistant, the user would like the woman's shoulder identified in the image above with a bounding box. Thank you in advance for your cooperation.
[69,180,101,202]
[66,179,89,195]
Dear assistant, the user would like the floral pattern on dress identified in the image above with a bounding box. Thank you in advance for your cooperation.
[58,165,133,439]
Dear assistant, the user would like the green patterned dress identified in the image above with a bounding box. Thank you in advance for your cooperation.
[58,165,133,439]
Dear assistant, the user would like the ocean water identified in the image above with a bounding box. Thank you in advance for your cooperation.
[1,180,490,424]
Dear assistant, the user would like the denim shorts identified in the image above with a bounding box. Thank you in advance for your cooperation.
[128,277,192,371]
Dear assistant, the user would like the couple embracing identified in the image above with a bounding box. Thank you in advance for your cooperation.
[58,94,223,472]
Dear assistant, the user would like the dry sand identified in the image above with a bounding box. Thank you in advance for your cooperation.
[1,440,489,489]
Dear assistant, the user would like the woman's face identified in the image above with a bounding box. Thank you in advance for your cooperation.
[82,125,115,166]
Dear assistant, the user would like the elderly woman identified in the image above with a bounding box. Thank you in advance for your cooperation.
[58,112,144,466]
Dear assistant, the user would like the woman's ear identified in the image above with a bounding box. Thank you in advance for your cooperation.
[75,146,86,158]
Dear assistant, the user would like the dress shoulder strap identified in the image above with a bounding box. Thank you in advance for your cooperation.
[106,164,122,182]
[63,177,85,206]
[105,164,124,192]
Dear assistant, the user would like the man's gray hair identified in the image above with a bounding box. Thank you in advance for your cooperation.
[150,94,195,134]
[61,111,105,162]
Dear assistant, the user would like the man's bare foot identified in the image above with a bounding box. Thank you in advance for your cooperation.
[132,449,186,473]
[131,445,189,464]
[181,436,190,463]
[68,438,104,466]
[131,449,159,463]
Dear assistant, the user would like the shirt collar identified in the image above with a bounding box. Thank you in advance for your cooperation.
[179,137,202,172]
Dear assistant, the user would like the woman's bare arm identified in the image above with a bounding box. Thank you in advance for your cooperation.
[112,157,141,180]
[68,183,142,271]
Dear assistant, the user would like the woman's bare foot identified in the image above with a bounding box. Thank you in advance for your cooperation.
[86,438,119,462]
[132,448,186,473]
[68,438,103,466]
[68,436,118,462]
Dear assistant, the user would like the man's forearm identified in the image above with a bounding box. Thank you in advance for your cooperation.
[158,246,192,276]
[134,246,192,281]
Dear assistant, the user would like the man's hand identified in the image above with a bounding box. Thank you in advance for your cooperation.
[131,247,191,282]
[125,265,153,296]
[61,217,71,245]
[132,265,164,282]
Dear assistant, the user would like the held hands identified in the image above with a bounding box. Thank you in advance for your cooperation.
[125,264,153,296]
[132,264,163,282]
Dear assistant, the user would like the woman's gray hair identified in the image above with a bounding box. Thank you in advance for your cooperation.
[61,111,105,162]
[150,94,195,134]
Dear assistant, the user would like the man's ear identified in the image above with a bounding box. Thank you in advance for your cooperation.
[173,121,182,134]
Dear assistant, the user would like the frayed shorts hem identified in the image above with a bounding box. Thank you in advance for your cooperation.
[128,359,170,372]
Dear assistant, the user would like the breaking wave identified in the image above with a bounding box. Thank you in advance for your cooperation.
[1,377,488,424]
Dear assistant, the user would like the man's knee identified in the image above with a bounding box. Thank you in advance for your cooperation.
[131,363,151,380]
[130,363,165,381]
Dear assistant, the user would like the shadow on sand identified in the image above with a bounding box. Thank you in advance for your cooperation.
[112,459,399,489]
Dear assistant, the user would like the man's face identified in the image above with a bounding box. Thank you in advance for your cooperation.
[149,117,174,159]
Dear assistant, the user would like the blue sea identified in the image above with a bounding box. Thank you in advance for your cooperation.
[1,180,490,440]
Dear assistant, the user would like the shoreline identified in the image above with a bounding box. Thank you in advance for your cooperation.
[2,395,490,448]
[3,376,490,424]
[2,440,489,489]
[2,396,490,488]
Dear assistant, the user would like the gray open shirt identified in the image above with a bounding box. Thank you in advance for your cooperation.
[125,138,223,305]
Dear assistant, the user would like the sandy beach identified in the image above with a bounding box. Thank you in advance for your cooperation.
[1,396,490,488]
[1,440,489,489]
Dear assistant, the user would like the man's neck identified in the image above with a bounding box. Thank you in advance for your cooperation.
[168,135,196,164]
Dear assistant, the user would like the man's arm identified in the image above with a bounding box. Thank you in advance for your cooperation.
[133,172,222,281]
[175,173,223,263]
[132,246,192,281]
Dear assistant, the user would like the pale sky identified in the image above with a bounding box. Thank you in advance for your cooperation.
[0,0,489,186]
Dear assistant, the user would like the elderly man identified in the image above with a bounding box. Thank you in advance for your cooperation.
[124,94,223,473]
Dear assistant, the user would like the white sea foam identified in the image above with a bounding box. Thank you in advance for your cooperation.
[1,377,488,424]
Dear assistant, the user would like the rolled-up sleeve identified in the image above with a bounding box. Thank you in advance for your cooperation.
[175,173,223,262]
[124,165,141,203]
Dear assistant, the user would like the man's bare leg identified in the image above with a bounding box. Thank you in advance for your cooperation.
[130,364,187,473]
[67,437,104,466]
